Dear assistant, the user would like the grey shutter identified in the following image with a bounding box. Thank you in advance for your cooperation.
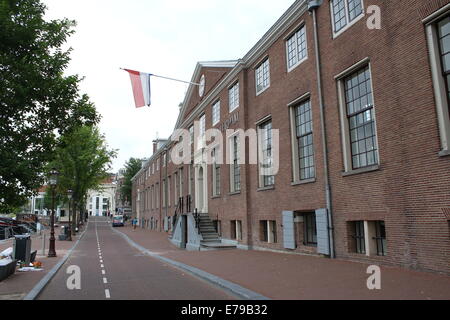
[282,211,296,249]
[315,208,330,255]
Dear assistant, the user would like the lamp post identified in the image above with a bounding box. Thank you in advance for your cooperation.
[48,168,59,258]
[67,189,73,241]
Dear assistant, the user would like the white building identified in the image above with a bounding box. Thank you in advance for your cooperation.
[86,176,116,217]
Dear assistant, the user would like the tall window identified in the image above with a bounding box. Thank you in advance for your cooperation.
[212,148,221,196]
[344,66,378,169]
[231,135,241,192]
[179,168,184,199]
[212,101,221,126]
[256,59,270,94]
[286,25,307,71]
[199,114,206,137]
[331,0,364,34]
[174,172,178,205]
[259,120,274,187]
[438,16,450,108]
[295,100,315,180]
[189,125,194,145]
[229,82,240,112]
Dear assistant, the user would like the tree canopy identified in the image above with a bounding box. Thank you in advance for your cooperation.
[120,158,143,205]
[0,0,100,212]
[50,125,117,209]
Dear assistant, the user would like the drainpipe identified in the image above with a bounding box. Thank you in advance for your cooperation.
[309,0,335,258]
[164,147,169,232]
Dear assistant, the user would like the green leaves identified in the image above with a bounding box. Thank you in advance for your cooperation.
[0,0,100,212]
[120,158,144,205]
[50,125,117,208]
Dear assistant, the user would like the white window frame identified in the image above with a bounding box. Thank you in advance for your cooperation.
[286,24,308,72]
[255,58,271,96]
[336,59,380,172]
[257,118,275,188]
[229,133,241,193]
[212,100,221,126]
[199,114,206,137]
[229,82,240,112]
[330,0,365,39]
[425,10,450,155]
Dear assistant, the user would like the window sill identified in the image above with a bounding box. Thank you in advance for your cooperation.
[291,178,316,186]
[256,85,270,97]
[332,13,365,39]
[228,191,241,196]
[257,185,275,192]
[342,165,380,177]
[439,149,450,157]
[211,195,221,200]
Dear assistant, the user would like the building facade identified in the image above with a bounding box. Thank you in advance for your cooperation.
[132,0,450,274]
[87,175,116,217]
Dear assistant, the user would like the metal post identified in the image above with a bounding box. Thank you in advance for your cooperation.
[48,186,57,257]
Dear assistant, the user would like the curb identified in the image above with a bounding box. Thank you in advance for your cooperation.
[23,223,89,300]
[111,227,270,301]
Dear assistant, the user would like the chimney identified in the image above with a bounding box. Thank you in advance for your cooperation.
[153,141,158,154]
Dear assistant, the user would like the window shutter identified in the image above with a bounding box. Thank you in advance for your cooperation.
[282,211,296,249]
[315,208,330,255]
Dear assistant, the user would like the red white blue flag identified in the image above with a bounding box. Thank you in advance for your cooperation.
[124,69,151,108]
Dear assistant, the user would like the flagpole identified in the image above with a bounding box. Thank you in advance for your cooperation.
[120,68,200,86]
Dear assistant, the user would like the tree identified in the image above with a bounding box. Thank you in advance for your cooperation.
[120,158,143,206]
[49,125,117,231]
[0,0,100,213]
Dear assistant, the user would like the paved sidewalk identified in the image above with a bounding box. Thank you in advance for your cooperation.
[0,225,85,300]
[118,226,450,300]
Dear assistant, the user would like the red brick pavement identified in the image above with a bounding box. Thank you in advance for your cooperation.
[0,225,85,300]
[118,225,450,300]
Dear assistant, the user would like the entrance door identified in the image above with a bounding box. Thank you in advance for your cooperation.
[198,167,204,211]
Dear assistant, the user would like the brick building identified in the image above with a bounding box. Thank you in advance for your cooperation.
[132,0,450,274]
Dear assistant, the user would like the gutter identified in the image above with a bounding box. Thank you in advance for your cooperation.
[310,1,336,258]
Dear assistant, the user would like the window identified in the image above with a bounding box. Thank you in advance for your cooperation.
[230,220,242,241]
[162,179,166,208]
[286,25,308,71]
[374,221,387,256]
[230,135,241,192]
[344,66,378,170]
[229,82,240,112]
[189,125,194,145]
[156,158,160,171]
[331,0,364,35]
[174,173,178,205]
[438,16,450,112]
[212,148,221,196]
[260,220,277,243]
[304,213,317,246]
[256,59,270,94]
[212,101,220,126]
[295,100,315,180]
[259,120,275,187]
[179,168,184,198]
[199,114,206,137]
[353,221,366,254]
[427,14,450,153]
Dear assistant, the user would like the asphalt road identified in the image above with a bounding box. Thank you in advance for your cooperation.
[37,217,235,300]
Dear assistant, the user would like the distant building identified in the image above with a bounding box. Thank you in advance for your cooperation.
[87,175,117,217]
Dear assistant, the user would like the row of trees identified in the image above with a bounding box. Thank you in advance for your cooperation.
[0,0,116,218]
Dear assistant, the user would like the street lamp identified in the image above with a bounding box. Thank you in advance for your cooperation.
[48,168,59,258]
[67,189,73,241]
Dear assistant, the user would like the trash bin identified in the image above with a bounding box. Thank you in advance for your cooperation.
[13,234,31,265]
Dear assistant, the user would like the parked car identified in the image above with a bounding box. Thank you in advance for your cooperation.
[112,215,124,227]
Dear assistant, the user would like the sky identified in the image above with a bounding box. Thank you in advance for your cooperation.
[42,0,295,172]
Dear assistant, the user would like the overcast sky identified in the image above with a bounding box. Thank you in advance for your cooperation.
[42,0,295,172]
